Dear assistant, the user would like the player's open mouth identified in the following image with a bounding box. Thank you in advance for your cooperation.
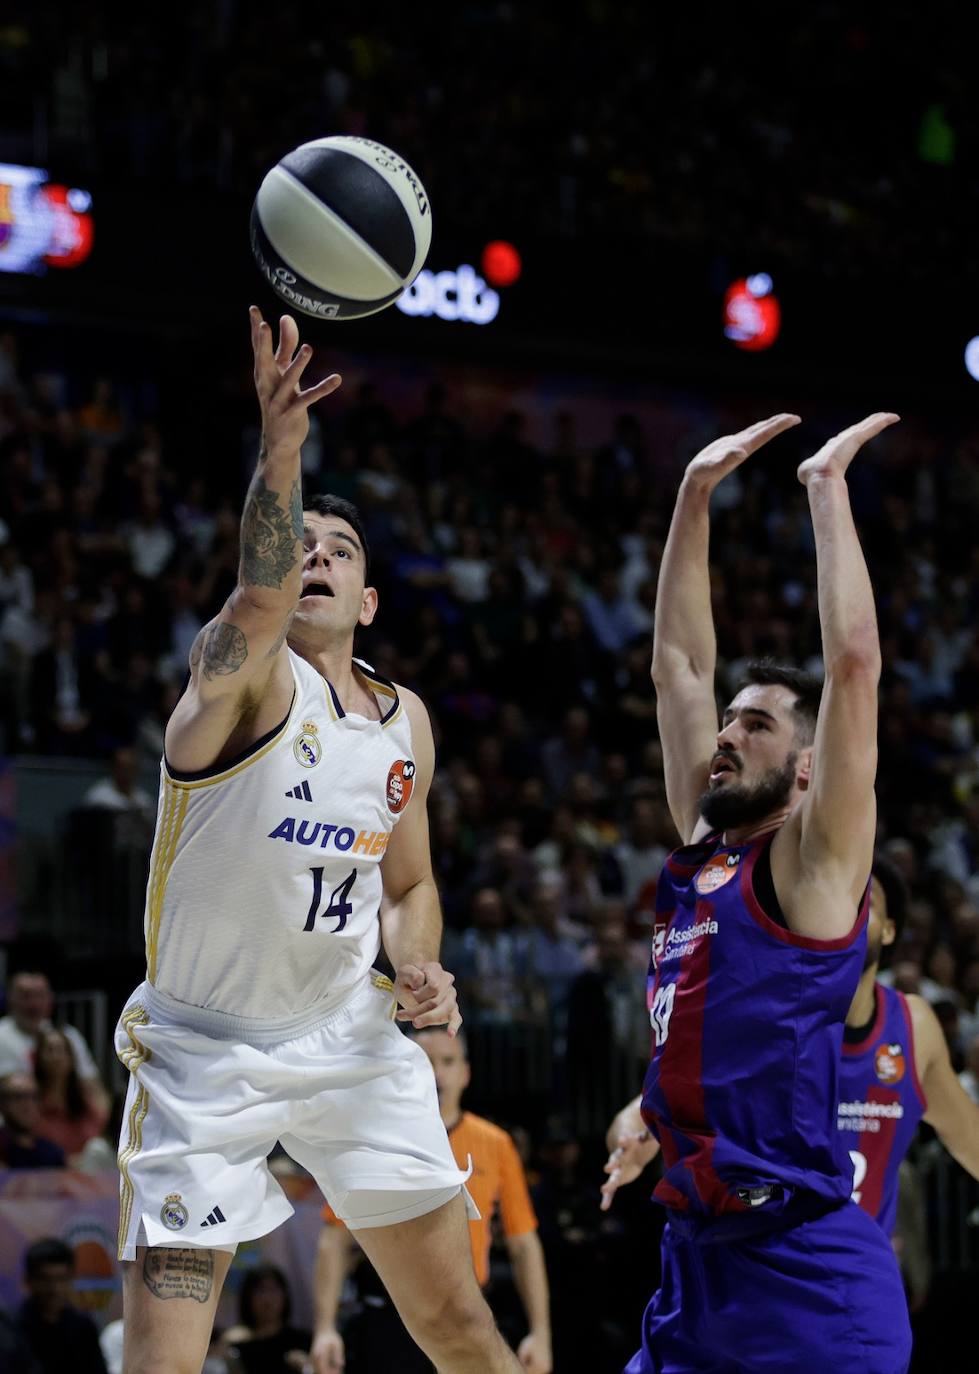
[709,755,738,781]
[300,584,335,598]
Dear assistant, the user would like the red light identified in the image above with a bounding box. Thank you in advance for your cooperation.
[40,184,94,269]
[482,240,521,288]
[723,278,781,351]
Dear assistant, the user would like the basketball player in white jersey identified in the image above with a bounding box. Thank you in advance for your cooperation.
[116,308,521,1374]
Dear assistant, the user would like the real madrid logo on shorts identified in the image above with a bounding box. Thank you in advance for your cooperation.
[386,759,416,813]
[160,1193,189,1231]
[694,850,741,895]
[294,719,322,769]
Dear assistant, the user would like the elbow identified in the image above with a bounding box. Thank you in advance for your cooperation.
[824,644,881,686]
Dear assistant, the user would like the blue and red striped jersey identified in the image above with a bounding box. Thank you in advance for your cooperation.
[641,829,868,1217]
[837,984,926,1235]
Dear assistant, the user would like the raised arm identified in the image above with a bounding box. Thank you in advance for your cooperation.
[166,309,340,772]
[380,690,462,1036]
[652,415,800,842]
[908,994,979,1181]
[774,414,897,937]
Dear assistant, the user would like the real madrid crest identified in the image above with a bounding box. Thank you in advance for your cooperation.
[160,1193,189,1231]
[294,719,322,769]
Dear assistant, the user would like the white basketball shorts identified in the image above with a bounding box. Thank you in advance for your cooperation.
[115,972,473,1260]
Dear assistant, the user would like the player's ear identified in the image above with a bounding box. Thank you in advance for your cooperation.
[462,1060,471,1091]
[359,586,378,627]
[881,916,897,948]
[796,746,813,790]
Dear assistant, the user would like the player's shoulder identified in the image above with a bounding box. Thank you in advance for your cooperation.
[902,992,943,1067]
[394,683,434,741]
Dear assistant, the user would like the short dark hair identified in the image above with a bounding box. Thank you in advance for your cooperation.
[872,853,909,957]
[303,493,371,583]
[737,659,823,745]
[238,1262,291,1329]
[25,1238,73,1278]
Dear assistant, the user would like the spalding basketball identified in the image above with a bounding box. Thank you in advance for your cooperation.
[250,136,432,320]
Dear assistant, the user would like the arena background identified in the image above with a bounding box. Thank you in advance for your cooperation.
[1,4,977,1370]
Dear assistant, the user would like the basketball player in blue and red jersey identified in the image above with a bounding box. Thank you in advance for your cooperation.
[602,854,979,1254]
[839,855,979,1233]
[115,310,521,1374]
[621,412,911,1373]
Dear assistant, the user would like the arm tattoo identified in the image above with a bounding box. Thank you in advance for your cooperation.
[241,473,301,589]
[191,622,248,679]
[290,478,304,541]
[142,1248,214,1302]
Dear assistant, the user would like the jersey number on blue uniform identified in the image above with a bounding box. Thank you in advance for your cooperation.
[303,868,357,932]
[650,983,676,1047]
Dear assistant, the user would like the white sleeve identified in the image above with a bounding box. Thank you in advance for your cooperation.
[64,1023,100,1080]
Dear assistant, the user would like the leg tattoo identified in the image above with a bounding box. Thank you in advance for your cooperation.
[142,1248,215,1303]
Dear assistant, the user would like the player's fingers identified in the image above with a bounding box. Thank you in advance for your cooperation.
[252,316,277,387]
[448,1005,463,1036]
[275,314,300,368]
[600,1171,621,1210]
[298,373,343,408]
[738,412,801,453]
[845,411,900,443]
[408,1001,456,1029]
[271,343,313,403]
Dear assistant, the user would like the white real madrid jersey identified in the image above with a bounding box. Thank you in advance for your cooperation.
[144,651,416,1028]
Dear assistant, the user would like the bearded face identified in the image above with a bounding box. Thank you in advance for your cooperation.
[699,752,798,832]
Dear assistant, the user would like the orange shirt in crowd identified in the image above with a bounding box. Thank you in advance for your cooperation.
[322,1110,538,1286]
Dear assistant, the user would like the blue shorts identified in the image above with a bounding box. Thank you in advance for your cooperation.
[625,1200,911,1374]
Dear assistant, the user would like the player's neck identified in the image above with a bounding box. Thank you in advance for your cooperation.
[441,1106,463,1131]
[847,967,879,1028]
[722,807,792,847]
[290,637,372,713]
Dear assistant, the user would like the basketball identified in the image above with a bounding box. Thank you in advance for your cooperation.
[250,136,432,320]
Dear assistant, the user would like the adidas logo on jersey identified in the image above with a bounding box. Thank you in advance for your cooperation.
[200,1205,226,1228]
[285,780,313,801]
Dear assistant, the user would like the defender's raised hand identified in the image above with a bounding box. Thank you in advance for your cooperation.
[797,412,899,487]
[249,306,341,458]
[683,412,801,493]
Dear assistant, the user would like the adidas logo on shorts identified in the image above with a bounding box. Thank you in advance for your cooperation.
[285,780,313,801]
[200,1205,227,1228]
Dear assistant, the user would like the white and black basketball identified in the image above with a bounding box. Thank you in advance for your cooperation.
[250,136,432,320]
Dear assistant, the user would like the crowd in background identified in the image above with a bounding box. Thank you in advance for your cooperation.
[0,2,971,282]
[2,313,979,1365]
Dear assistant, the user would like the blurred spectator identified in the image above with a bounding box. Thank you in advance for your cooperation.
[223,1264,311,1374]
[540,708,601,800]
[17,1238,108,1374]
[958,1034,979,1105]
[612,798,671,909]
[0,1307,42,1374]
[35,1028,111,1160]
[82,744,157,849]
[0,1072,65,1167]
[453,888,531,1025]
[0,971,109,1115]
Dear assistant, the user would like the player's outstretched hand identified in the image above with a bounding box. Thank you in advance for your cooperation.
[683,413,801,493]
[797,412,899,487]
[309,1328,345,1373]
[517,1330,553,1373]
[395,961,462,1036]
[599,1128,659,1212]
[249,306,341,459]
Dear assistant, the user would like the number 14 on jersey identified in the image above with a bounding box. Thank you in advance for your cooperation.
[303,868,357,932]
